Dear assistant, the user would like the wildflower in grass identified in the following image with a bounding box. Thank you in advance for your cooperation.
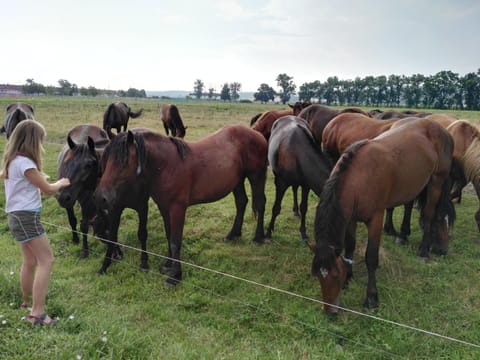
[68,315,75,320]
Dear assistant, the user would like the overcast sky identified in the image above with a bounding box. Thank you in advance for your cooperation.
[2,0,480,92]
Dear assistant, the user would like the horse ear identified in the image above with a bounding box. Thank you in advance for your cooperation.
[67,136,76,150]
[127,130,134,144]
[87,136,95,153]
[288,104,294,109]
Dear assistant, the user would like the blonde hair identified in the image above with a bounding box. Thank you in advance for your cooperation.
[0,120,46,179]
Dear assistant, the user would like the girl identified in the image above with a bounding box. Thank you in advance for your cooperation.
[0,120,70,325]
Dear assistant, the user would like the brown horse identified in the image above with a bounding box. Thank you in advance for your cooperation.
[94,125,268,285]
[298,104,371,145]
[266,115,332,241]
[1,103,35,139]
[56,125,119,259]
[447,120,480,231]
[250,101,311,140]
[369,109,432,119]
[309,118,455,315]
[160,104,187,138]
[103,102,143,137]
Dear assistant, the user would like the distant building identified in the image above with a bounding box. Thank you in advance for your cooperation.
[0,84,23,97]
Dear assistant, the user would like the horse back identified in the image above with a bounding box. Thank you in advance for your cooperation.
[251,109,293,140]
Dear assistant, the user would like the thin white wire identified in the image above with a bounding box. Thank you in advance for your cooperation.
[40,219,480,350]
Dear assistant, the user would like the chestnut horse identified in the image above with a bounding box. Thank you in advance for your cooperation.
[309,118,455,315]
[447,120,480,231]
[103,102,143,137]
[94,125,268,285]
[266,116,332,241]
[160,104,187,138]
[1,103,35,139]
[56,125,121,259]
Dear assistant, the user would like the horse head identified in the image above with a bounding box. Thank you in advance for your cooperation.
[57,136,99,208]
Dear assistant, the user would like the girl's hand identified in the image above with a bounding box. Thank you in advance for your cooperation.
[59,177,71,188]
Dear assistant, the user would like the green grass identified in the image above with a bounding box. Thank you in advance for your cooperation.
[0,97,480,359]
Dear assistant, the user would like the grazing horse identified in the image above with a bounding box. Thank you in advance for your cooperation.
[266,116,332,241]
[369,109,432,119]
[309,118,455,315]
[103,102,143,137]
[160,104,187,138]
[250,101,311,139]
[56,125,122,259]
[1,103,35,139]
[447,120,480,231]
[298,104,371,145]
[94,125,268,285]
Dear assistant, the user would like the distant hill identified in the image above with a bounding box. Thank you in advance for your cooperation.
[146,90,255,101]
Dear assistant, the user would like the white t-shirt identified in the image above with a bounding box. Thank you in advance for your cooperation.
[4,155,42,213]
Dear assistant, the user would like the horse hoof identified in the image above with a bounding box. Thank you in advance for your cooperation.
[79,251,89,259]
[165,277,181,288]
[140,267,149,273]
[96,269,106,275]
[395,237,407,245]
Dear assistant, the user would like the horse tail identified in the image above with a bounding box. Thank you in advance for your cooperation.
[312,139,368,275]
[128,108,144,118]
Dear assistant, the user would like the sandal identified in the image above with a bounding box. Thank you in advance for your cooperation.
[27,313,57,326]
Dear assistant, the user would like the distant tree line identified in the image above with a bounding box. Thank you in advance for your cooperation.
[22,78,147,98]
[297,70,480,110]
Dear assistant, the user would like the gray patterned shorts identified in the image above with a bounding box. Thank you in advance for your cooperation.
[7,211,45,243]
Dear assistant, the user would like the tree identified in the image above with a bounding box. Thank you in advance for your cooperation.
[193,79,204,99]
[207,87,216,100]
[254,83,276,103]
[276,73,296,104]
[23,78,45,95]
[220,83,231,101]
[230,82,241,101]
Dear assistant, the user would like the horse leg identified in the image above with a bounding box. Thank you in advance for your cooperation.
[292,185,300,217]
[163,123,170,136]
[266,178,289,240]
[396,201,414,245]
[137,203,149,272]
[160,212,173,273]
[79,216,90,259]
[97,213,121,275]
[364,215,383,309]
[383,207,397,237]
[299,186,309,241]
[165,205,186,286]
[225,182,248,242]
[66,207,79,244]
[249,171,267,244]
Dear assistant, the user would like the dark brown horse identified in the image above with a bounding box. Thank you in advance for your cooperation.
[447,120,480,231]
[103,102,143,137]
[1,103,35,139]
[266,116,332,241]
[160,104,187,138]
[94,125,268,285]
[298,104,371,145]
[309,118,455,315]
[56,125,121,259]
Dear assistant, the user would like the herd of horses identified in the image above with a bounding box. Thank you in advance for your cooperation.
[2,100,480,315]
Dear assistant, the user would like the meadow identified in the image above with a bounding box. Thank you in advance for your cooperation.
[0,97,479,359]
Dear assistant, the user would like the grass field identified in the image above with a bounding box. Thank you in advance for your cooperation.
[0,97,479,359]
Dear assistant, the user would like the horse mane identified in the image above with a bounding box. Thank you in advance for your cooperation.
[102,131,146,170]
[169,136,190,160]
[312,139,368,275]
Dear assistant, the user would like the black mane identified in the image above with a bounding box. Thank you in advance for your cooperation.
[312,140,368,274]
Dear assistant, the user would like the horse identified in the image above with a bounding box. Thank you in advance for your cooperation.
[309,118,455,315]
[266,116,332,241]
[56,125,123,259]
[250,101,311,139]
[446,120,480,231]
[298,104,371,145]
[1,103,35,139]
[103,102,143,138]
[251,101,311,218]
[160,104,187,138]
[94,125,268,286]
[369,109,432,119]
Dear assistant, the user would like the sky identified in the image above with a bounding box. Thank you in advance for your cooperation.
[2,0,480,93]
